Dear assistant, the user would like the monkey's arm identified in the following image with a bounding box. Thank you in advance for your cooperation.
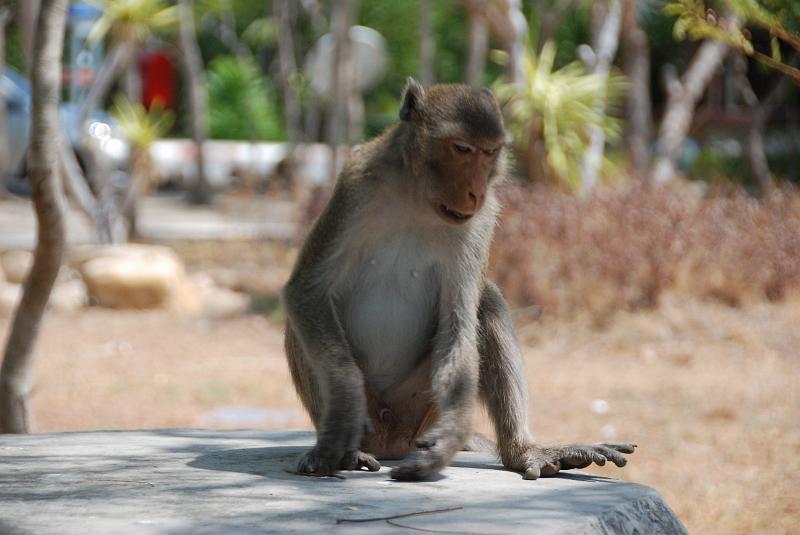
[389,267,483,481]
[282,185,376,475]
[478,282,636,479]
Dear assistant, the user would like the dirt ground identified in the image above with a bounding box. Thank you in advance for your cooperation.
[2,280,798,534]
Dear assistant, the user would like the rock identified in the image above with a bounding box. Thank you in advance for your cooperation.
[73,244,200,313]
[190,273,250,318]
[49,278,88,313]
[0,249,33,284]
[0,282,21,317]
[0,429,687,535]
[208,267,289,296]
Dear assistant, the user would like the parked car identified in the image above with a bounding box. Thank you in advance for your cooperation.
[1,67,129,194]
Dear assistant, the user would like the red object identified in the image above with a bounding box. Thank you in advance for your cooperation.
[140,50,175,109]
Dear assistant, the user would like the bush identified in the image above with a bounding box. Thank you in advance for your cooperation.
[490,182,800,323]
[206,55,285,141]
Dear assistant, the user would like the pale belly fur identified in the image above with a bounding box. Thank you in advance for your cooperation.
[336,234,440,394]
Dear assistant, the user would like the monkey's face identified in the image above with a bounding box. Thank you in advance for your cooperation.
[430,137,503,225]
[399,79,506,226]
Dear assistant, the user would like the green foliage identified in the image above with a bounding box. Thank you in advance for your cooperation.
[5,26,25,73]
[206,55,285,141]
[240,17,278,49]
[665,0,800,82]
[111,94,175,149]
[494,42,625,188]
[88,0,178,44]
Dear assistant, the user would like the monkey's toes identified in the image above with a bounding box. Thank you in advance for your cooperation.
[522,461,560,480]
[555,443,633,470]
[341,450,381,472]
[601,443,637,455]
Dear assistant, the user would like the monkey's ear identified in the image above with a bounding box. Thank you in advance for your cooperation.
[399,77,424,121]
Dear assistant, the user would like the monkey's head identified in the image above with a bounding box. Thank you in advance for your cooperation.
[399,78,506,226]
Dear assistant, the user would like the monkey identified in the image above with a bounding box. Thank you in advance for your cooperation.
[282,78,635,481]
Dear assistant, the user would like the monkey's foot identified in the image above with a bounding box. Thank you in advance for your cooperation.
[510,443,637,480]
[296,448,380,476]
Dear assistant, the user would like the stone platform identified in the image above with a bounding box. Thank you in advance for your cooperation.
[0,429,686,534]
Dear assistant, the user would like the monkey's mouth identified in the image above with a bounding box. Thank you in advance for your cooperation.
[438,204,473,224]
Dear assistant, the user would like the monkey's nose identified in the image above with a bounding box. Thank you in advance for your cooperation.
[468,191,485,212]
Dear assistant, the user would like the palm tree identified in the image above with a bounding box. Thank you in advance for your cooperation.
[111,95,175,235]
[495,42,625,188]
[0,0,69,433]
[78,0,178,128]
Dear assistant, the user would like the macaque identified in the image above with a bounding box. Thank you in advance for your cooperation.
[283,79,635,480]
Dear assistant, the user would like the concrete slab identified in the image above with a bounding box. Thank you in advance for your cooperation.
[0,429,686,535]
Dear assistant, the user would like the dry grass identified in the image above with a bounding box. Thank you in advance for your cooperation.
[2,294,797,534]
[491,182,800,323]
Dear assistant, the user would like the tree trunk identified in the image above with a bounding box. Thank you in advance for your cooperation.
[273,0,302,143]
[419,0,435,85]
[178,0,213,205]
[327,0,356,180]
[78,40,136,130]
[17,0,41,75]
[534,0,578,53]
[0,0,68,434]
[465,3,488,87]
[579,0,621,193]
[650,33,734,184]
[621,0,653,178]
[482,0,527,88]
[0,7,12,178]
[736,53,798,193]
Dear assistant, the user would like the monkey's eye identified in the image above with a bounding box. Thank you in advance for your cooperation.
[453,140,477,154]
[482,148,499,157]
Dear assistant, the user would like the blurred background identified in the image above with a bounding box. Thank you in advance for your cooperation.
[0,1,798,533]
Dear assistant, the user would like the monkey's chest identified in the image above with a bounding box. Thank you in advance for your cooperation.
[337,245,440,393]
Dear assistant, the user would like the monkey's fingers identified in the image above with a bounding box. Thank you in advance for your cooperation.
[341,450,381,472]
[390,451,446,481]
[297,448,340,476]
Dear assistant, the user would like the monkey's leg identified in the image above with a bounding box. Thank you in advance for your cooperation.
[477,282,636,480]
[282,296,380,475]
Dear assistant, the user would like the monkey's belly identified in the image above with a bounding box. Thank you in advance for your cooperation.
[342,281,437,392]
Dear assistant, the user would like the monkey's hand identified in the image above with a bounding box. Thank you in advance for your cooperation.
[508,443,636,480]
[296,448,381,476]
[389,431,457,481]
